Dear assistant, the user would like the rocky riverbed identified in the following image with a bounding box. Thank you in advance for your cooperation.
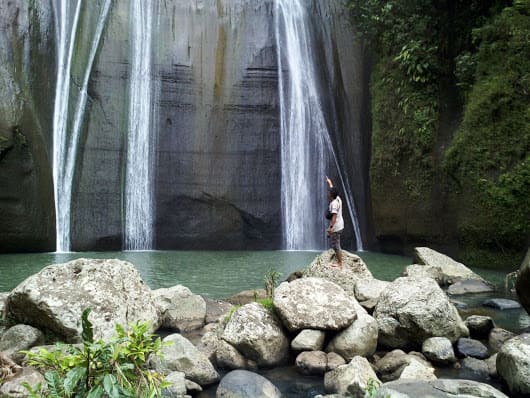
[0,248,529,397]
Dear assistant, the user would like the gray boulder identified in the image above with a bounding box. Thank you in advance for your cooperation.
[497,333,530,396]
[421,337,456,365]
[461,357,490,380]
[291,329,326,351]
[398,358,436,381]
[324,356,380,397]
[216,369,282,398]
[516,248,530,315]
[489,328,516,353]
[304,250,373,295]
[162,371,187,397]
[295,350,328,375]
[5,258,160,342]
[0,367,45,398]
[485,353,498,378]
[447,280,495,295]
[0,324,44,363]
[216,340,256,370]
[465,315,495,339]
[456,338,489,359]
[353,279,389,303]
[414,247,485,284]
[325,313,378,361]
[402,264,445,285]
[151,333,219,386]
[373,277,468,349]
[326,352,346,371]
[222,302,289,367]
[153,285,206,332]
[374,350,432,382]
[483,298,521,310]
[273,277,357,332]
[374,379,509,398]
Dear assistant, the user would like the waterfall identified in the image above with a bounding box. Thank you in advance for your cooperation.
[274,0,364,251]
[124,1,156,250]
[51,0,112,252]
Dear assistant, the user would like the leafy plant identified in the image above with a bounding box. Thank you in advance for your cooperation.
[364,378,389,398]
[23,308,169,397]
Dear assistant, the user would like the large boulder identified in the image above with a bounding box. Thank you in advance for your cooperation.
[465,315,495,339]
[295,350,328,375]
[216,370,282,398]
[325,313,378,361]
[304,250,373,295]
[373,277,468,349]
[516,249,530,315]
[456,338,489,359]
[152,285,206,331]
[273,277,358,332]
[402,264,445,285]
[5,259,160,342]
[413,247,485,284]
[353,279,390,303]
[291,329,326,352]
[221,302,289,367]
[324,356,380,397]
[0,367,45,398]
[150,333,219,386]
[374,350,432,382]
[373,379,509,398]
[496,333,530,396]
[421,337,456,366]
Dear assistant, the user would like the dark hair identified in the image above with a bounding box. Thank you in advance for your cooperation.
[329,187,339,199]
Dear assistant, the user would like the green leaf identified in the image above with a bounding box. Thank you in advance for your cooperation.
[45,371,65,397]
[86,385,104,398]
[103,374,120,398]
[64,367,87,394]
[81,308,94,344]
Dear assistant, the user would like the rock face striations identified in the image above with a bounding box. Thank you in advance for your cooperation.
[0,0,369,251]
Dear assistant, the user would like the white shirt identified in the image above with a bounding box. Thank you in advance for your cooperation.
[329,196,344,232]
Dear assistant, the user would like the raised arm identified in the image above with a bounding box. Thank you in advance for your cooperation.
[325,176,333,188]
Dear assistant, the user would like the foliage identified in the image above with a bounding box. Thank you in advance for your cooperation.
[256,297,274,312]
[23,308,169,398]
[263,268,281,299]
[364,378,389,398]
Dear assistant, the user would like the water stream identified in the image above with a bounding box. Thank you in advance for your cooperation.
[51,0,112,252]
[124,1,157,250]
[275,0,363,251]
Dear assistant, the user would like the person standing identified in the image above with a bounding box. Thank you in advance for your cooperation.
[325,176,344,268]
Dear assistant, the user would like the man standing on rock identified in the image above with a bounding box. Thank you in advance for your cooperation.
[326,176,344,268]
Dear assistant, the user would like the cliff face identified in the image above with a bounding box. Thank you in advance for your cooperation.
[0,1,55,251]
[0,0,370,251]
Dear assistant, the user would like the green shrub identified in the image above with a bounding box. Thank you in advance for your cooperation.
[23,308,169,398]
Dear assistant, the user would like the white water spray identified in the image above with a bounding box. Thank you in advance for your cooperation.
[275,0,363,250]
[51,0,111,252]
[124,0,156,250]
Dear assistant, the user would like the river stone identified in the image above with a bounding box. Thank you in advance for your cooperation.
[373,277,468,349]
[197,327,222,364]
[151,333,219,386]
[399,357,437,381]
[465,315,495,339]
[295,350,328,375]
[216,340,255,370]
[456,338,489,359]
[374,379,509,398]
[354,278,389,302]
[304,250,373,295]
[489,327,516,353]
[483,298,521,310]
[461,357,490,380]
[402,264,445,285]
[485,353,498,378]
[216,369,282,398]
[326,352,346,370]
[273,277,357,332]
[291,329,326,351]
[205,298,233,324]
[324,356,380,397]
[5,258,160,342]
[374,349,432,382]
[497,333,530,396]
[447,280,495,295]
[414,247,484,284]
[325,313,378,360]
[516,249,530,315]
[422,337,456,365]
[0,367,45,397]
[162,371,187,397]
[222,302,289,367]
[0,324,44,364]
[153,285,206,331]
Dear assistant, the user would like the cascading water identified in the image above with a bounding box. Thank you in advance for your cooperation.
[51,0,112,252]
[124,1,156,250]
[275,0,364,251]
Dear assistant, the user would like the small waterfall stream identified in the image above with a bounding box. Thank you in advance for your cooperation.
[124,1,157,250]
[51,0,112,252]
[275,0,364,251]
